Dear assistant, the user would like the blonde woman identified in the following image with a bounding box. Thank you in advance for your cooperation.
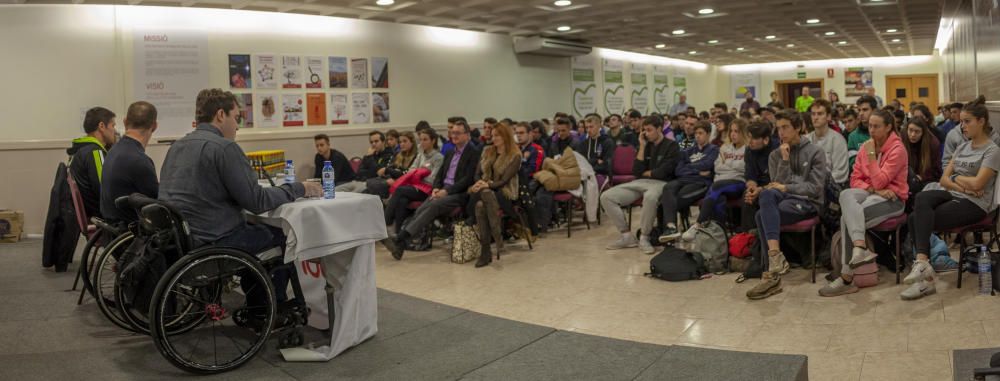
[468,122,521,268]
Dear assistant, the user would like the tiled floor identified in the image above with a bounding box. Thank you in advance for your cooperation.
[374,215,1000,381]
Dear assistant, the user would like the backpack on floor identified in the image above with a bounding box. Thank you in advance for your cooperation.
[729,232,756,258]
[692,221,729,274]
[450,221,481,264]
[827,230,879,288]
[737,232,764,283]
[645,247,706,282]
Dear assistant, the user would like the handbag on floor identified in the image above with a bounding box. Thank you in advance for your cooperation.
[451,221,481,264]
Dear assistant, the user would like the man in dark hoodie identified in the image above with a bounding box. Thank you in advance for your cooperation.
[746,110,829,300]
[69,106,119,219]
[336,130,395,192]
[741,121,780,230]
[547,118,576,158]
[575,114,615,175]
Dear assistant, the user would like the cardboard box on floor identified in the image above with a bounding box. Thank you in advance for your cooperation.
[0,210,23,243]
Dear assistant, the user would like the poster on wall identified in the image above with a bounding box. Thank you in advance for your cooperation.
[330,94,349,124]
[282,94,304,127]
[281,55,302,89]
[630,63,649,114]
[372,92,390,123]
[350,58,369,89]
[371,57,389,88]
[257,94,278,127]
[730,72,760,106]
[845,67,873,98]
[571,55,597,118]
[305,57,324,89]
[254,54,277,89]
[673,74,688,106]
[653,65,670,113]
[328,56,348,88]
[131,28,209,138]
[228,54,251,89]
[306,93,326,126]
[237,94,254,128]
[603,59,625,115]
[351,93,371,124]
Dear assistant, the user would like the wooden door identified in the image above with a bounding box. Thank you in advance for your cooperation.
[886,77,912,110]
[776,79,824,109]
[885,74,938,111]
[912,76,939,109]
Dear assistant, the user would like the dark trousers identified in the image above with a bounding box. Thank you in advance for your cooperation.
[660,178,709,225]
[385,185,429,235]
[698,180,746,224]
[214,223,290,304]
[909,190,986,254]
[403,193,469,237]
[531,180,554,231]
[365,177,392,199]
[754,189,816,241]
[466,190,515,225]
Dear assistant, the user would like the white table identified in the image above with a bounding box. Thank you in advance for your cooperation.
[249,191,387,361]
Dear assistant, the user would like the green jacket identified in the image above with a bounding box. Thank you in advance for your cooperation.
[67,136,107,218]
[846,125,871,172]
[795,95,815,113]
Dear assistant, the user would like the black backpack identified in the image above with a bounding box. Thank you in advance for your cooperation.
[645,247,706,282]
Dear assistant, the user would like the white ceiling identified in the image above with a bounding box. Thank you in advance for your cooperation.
[10,0,946,65]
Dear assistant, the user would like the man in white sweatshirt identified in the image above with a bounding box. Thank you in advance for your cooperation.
[806,99,849,188]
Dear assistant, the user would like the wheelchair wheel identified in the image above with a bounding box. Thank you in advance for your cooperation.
[149,248,276,374]
[93,232,136,332]
[115,255,208,336]
[78,228,108,298]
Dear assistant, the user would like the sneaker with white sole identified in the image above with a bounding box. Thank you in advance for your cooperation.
[639,237,656,255]
[848,246,878,268]
[657,226,681,243]
[900,279,936,300]
[903,260,934,284]
[681,224,700,242]
[747,272,782,300]
[818,277,859,297]
[769,251,790,275]
[606,234,639,250]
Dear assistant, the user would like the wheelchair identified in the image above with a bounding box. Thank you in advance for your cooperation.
[110,194,310,374]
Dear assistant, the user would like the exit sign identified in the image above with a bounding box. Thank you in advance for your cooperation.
[797,72,807,79]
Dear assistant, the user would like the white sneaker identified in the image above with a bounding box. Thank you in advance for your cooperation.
[681,224,700,241]
[848,246,877,268]
[639,237,656,255]
[900,279,936,300]
[606,234,639,250]
[903,260,935,284]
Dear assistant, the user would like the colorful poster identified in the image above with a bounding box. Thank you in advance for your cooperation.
[673,73,688,105]
[330,93,349,124]
[630,63,649,114]
[305,56,324,88]
[228,54,251,89]
[254,54,277,89]
[237,93,254,128]
[282,94,303,127]
[603,59,625,115]
[350,58,369,89]
[328,56,347,88]
[571,55,597,118]
[845,67,873,98]
[372,92,390,123]
[257,94,278,127]
[306,93,326,126]
[730,72,760,105]
[281,55,302,89]
[351,93,371,124]
[371,57,389,88]
[132,28,208,138]
[652,65,670,113]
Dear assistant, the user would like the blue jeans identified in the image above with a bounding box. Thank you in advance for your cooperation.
[754,189,816,241]
[214,223,290,304]
[698,180,746,225]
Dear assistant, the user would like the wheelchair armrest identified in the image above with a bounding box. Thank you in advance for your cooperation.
[91,217,125,237]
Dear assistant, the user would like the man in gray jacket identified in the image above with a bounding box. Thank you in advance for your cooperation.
[746,110,829,300]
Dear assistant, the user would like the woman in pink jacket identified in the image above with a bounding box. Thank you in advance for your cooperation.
[820,109,908,296]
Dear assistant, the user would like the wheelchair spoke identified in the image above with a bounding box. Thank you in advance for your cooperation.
[212,320,218,367]
[169,289,214,306]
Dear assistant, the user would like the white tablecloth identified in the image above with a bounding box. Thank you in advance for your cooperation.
[250,192,387,361]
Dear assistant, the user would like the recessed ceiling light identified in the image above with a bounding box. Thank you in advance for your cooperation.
[375,0,394,5]
[736,47,745,51]
[886,28,898,33]
[786,43,795,47]
[806,18,820,24]
[838,41,847,45]
[698,8,714,15]
[655,43,666,48]
[765,35,776,40]
[688,51,697,54]
[707,39,718,44]
[553,0,572,6]
[672,29,685,35]
[825,31,836,36]
[556,25,571,32]
[891,38,901,42]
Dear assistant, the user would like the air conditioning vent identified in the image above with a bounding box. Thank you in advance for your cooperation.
[513,37,592,57]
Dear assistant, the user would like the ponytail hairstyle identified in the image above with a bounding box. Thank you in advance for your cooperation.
[904,116,934,177]
[870,109,896,132]
[964,95,991,134]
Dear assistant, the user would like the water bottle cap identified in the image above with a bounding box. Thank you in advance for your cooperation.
[286,159,293,164]
[324,160,332,165]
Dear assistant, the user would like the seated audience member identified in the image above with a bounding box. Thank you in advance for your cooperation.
[713,113,733,146]
[481,117,497,146]
[70,106,119,219]
[760,106,777,127]
[903,117,942,200]
[687,106,697,115]
[911,104,945,144]
[515,122,544,235]
[100,101,159,223]
[441,116,466,155]
[676,113,697,150]
[740,91,761,114]
[312,134,355,185]
[159,89,322,304]
[807,99,850,188]
[529,120,551,155]
[678,118,750,239]
[902,96,1000,300]
[336,130,395,193]
[467,122,520,268]
[627,110,644,137]
[366,131,418,199]
[741,121,780,230]
[848,95,878,170]
[942,108,1000,165]
[841,109,859,140]
[548,118,576,158]
[892,109,906,129]
[386,129,401,153]
[382,120,482,260]
[746,110,829,300]
[575,114,615,175]
[669,94,690,117]
[937,102,963,143]
[766,91,782,109]
[600,115,681,254]
[607,113,636,146]
[658,120,719,242]
[383,129,444,235]
[820,110,909,297]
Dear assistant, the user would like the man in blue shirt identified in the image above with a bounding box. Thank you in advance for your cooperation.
[100,101,160,223]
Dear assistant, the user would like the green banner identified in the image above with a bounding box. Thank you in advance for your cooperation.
[673,77,686,87]
[573,69,594,82]
[605,71,623,83]
[654,74,668,84]
[631,73,647,85]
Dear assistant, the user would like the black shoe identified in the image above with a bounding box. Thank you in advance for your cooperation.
[475,253,492,268]
[382,238,404,260]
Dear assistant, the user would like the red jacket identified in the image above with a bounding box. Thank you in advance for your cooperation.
[850,132,909,202]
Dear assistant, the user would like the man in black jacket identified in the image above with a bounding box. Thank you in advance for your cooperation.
[547,118,575,158]
[599,115,680,254]
[68,106,119,219]
[575,114,614,175]
[100,101,159,223]
[336,130,394,192]
[312,133,355,185]
[383,120,481,260]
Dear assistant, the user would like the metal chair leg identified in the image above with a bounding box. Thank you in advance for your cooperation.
[895,226,901,284]
[566,201,572,238]
[811,226,817,283]
[958,232,966,289]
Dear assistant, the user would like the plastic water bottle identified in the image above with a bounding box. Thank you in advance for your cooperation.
[979,245,992,296]
[284,160,295,184]
[322,160,336,199]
